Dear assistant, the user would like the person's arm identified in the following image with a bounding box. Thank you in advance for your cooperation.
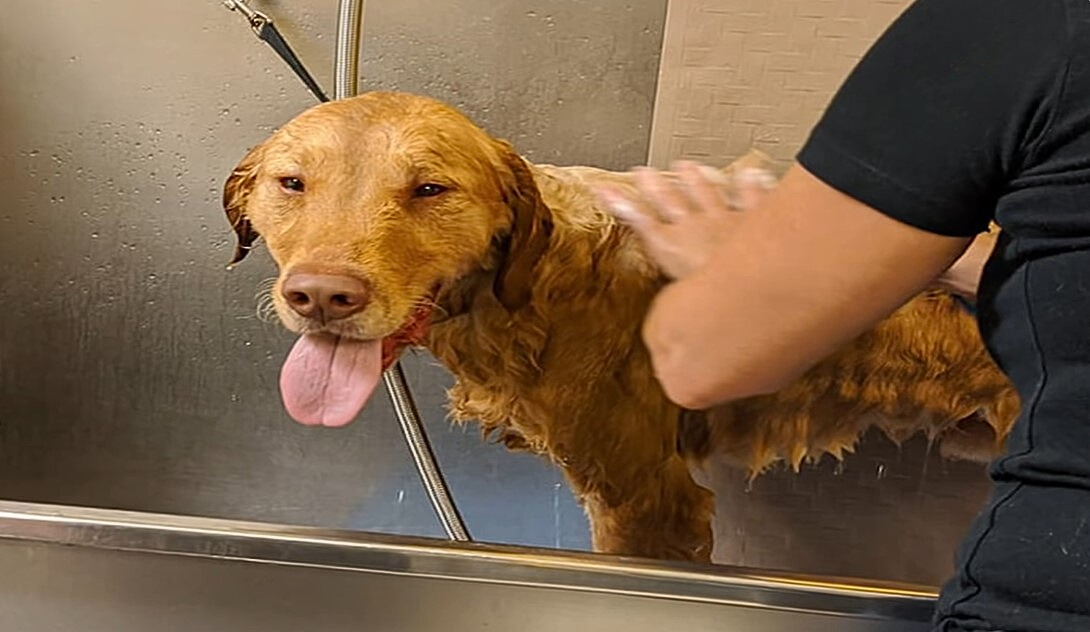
[642,164,969,409]
[626,0,1067,409]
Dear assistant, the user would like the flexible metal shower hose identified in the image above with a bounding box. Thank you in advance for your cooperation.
[333,0,363,100]
[383,365,471,540]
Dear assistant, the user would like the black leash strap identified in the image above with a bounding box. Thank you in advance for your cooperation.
[256,20,331,103]
[223,0,331,103]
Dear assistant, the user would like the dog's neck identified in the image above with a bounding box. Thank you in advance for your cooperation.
[428,164,670,334]
[428,231,521,324]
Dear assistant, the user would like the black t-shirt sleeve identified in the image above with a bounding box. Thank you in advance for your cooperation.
[796,0,1070,237]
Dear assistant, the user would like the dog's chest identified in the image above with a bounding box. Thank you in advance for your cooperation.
[425,306,541,383]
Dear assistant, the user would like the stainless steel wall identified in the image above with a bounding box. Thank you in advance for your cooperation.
[0,0,666,552]
[0,0,995,592]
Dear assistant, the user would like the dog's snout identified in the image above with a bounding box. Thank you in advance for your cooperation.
[281,273,370,321]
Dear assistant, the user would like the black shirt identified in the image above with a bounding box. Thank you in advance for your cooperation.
[797,0,1090,630]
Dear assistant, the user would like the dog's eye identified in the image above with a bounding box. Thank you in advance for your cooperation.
[413,183,448,198]
[279,177,305,193]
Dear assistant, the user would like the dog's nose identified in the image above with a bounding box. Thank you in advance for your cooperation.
[281,273,370,321]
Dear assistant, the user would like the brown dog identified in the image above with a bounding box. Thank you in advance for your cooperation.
[223,91,1019,563]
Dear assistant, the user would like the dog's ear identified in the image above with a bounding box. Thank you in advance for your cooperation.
[222,144,264,266]
[492,141,554,312]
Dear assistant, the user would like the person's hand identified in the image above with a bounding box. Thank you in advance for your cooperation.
[931,227,998,302]
[594,160,775,280]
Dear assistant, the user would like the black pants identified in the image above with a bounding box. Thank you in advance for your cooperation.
[933,482,1090,631]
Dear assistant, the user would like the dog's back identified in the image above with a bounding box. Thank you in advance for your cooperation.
[534,156,1019,477]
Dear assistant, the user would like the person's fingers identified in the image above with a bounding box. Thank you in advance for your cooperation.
[731,167,776,211]
[594,184,655,227]
[698,165,740,208]
[633,166,695,223]
[675,161,733,214]
[593,184,687,272]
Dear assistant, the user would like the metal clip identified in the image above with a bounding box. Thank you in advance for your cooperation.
[222,0,272,35]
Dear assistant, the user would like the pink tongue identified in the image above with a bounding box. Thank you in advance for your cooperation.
[279,333,383,427]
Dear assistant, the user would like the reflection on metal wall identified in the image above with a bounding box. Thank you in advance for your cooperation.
[701,432,991,586]
[0,0,666,552]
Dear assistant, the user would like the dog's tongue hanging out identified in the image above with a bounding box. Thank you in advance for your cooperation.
[279,334,383,427]
[277,302,435,427]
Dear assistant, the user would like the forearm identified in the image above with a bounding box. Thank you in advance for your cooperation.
[642,164,970,409]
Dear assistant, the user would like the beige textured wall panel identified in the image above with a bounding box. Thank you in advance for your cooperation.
[649,0,911,169]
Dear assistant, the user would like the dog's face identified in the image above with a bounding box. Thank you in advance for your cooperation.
[223,92,552,345]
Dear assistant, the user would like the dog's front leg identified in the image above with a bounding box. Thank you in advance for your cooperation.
[549,414,716,563]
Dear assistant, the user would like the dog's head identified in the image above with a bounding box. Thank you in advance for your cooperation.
[223,92,553,427]
[224,92,552,341]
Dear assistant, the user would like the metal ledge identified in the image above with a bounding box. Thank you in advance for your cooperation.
[0,500,936,623]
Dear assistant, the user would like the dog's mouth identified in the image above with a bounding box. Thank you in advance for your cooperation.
[277,297,436,428]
